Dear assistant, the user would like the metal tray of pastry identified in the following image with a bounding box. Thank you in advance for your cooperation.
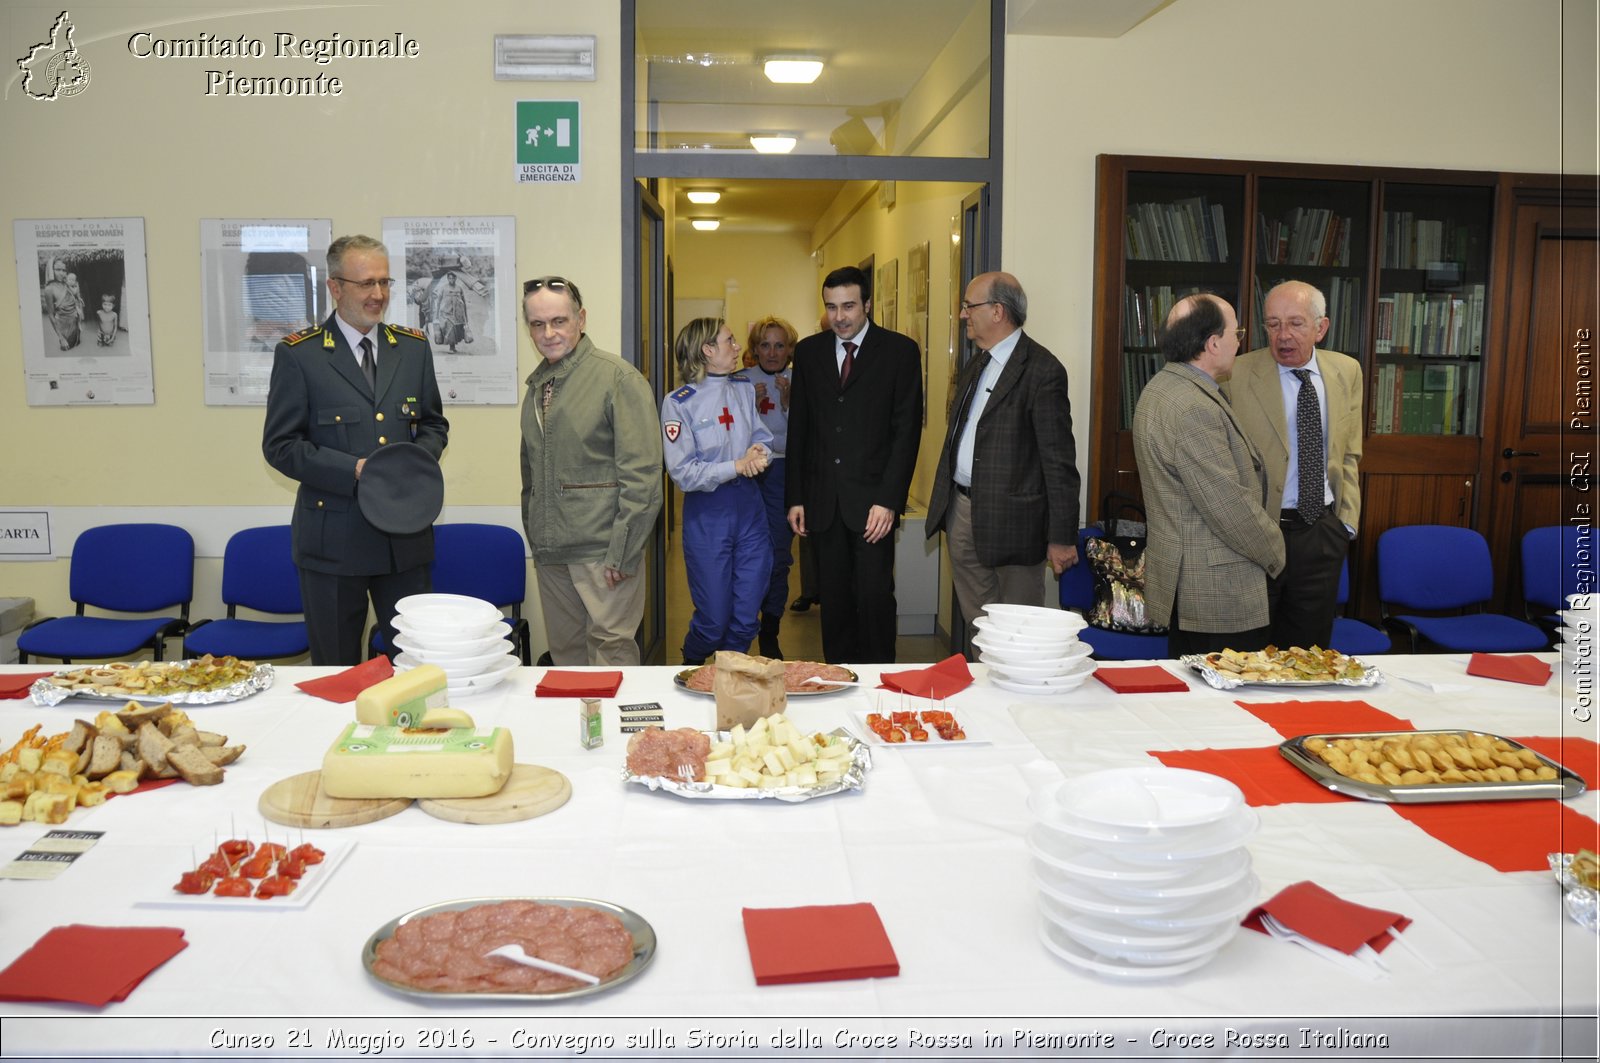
[31,660,274,706]
[363,896,655,1001]
[1181,653,1381,690]
[1279,729,1585,804]
[622,728,871,802]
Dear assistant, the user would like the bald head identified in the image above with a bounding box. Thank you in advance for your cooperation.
[1162,294,1239,378]
[1262,280,1330,368]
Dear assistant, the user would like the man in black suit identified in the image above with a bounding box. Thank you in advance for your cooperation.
[786,266,922,663]
[926,271,1080,654]
[263,234,449,664]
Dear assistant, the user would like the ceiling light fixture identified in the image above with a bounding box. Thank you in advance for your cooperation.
[493,35,596,80]
[749,135,797,154]
[690,218,721,231]
[763,55,824,84]
[686,190,722,205]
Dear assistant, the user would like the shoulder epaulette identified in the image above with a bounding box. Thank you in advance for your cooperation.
[671,384,696,401]
[387,323,426,342]
[729,372,752,383]
[282,326,323,346]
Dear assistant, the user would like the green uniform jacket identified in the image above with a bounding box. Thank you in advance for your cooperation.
[518,335,663,574]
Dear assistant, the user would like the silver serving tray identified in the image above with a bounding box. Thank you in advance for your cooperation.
[672,665,859,697]
[1181,653,1381,690]
[623,727,871,802]
[31,661,274,706]
[1279,729,1586,804]
[362,896,655,1002]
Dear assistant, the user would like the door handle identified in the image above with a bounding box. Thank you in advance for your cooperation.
[1501,448,1541,459]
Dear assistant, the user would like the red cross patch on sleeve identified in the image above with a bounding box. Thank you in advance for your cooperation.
[664,420,682,443]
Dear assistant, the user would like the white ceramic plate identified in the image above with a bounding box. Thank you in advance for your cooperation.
[1039,901,1228,953]
[1048,767,1244,831]
[1035,865,1259,919]
[1041,901,1240,965]
[986,655,1097,682]
[393,615,506,645]
[393,631,509,660]
[1026,826,1193,884]
[848,709,988,747]
[971,616,1079,647]
[445,656,520,696]
[971,636,1086,665]
[981,604,1088,634]
[1038,917,1226,981]
[397,593,504,627]
[394,648,515,679]
[977,645,1093,674]
[1030,806,1260,863]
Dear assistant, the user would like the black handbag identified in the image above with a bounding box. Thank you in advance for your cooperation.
[1083,494,1167,633]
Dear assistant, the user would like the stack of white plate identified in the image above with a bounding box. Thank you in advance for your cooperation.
[1556,594,1594,675]
[391,593,519,697]
[972,603,1095,695]
[1027,766,1259,980]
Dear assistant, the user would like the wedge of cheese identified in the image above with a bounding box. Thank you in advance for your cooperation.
[321,723,513,799]
[418,706,475,729]
[355,665,449,727]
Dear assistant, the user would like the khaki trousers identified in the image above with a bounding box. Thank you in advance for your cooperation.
[536,561,645,666]
[947,490,1043,653]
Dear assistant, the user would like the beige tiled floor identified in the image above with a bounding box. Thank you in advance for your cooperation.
[663,522,949,665]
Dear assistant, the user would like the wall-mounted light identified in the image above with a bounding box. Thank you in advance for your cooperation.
[763,55,824,84]
[686,190,722,205]
[690,219,721,231]
[494,35,596,80]
[749,135,797,154]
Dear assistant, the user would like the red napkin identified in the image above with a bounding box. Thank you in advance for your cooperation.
[535,669,623,698]
[294,655,394,703]
[1243,881,1410,954]
[1150,747,1345,806]
[0,672,55,700]
[1095,665,1189,693]
[0,925,187,1006]
[880,655,972,699]
[1392,800,1600,872]
[741,903,899,985]
[1239,699,1413,741]
[1466,653,1553,686]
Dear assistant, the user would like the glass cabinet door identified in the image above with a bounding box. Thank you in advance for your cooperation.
[1251,176,1372,356]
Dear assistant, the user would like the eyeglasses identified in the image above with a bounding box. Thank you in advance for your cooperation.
[524,276,583,308]
[1263,318,1316,334]
[332,276,395,292]
[960,299,997,311]
[1234,327,1248,339]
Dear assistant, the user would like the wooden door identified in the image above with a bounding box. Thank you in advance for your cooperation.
[1481,177,1599,610]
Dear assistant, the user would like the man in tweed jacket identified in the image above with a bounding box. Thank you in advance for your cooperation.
[1132,294,1284,657]
[926,272,1080,653]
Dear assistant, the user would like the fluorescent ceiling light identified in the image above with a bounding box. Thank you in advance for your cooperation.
[749,135,797,154]
[686,190,722,205]
[690,219,721,231]
[764,56,823,84]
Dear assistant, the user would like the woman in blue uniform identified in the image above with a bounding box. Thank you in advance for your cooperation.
[744,316,798,658]
[662,318,774,665]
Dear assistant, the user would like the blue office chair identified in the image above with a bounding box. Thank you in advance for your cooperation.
[1376,525,1547,653]
[1521,524,1586,631]
[1329,557,1390,655]
[1058,526,1170,660]
[369,523,532,664]
[183,526,308,661]
[17,523,193,663]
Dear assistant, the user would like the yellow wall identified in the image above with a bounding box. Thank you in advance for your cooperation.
[670,226,818,353]
[0,0,620,637]
[1004,0,1598,521]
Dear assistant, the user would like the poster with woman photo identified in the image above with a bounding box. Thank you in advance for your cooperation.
[14,218,153,405]
[200,219,332,405]
[382,215,516,404]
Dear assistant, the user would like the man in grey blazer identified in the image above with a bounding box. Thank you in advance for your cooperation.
[1223,281,1363,650]
[926,272,1080,654]
[263,234,449,665]
[1133,294,1284,657]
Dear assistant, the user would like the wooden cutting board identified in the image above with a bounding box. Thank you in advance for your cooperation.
[258,770,412,829]
[417,764,571,824]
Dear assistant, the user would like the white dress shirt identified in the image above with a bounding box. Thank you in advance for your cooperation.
[953,326,1021,486]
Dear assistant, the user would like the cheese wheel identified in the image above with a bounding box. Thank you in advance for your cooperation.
[355,665,449,727]
[321,723,513,799]
[419,706,476,729]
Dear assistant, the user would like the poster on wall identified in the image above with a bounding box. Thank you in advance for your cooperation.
[14,218,153,406]
[876,257,899,333]
[383,216,517,405]
[200,219,332,405]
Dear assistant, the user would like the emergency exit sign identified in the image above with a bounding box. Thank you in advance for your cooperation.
[516,100,580,183]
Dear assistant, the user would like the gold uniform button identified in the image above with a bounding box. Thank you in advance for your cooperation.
[378,436,387,444]
[316,500,324,508]
[334,415,342,422]
[376,412,385,422]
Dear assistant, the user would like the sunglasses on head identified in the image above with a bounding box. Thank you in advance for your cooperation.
[523,276,582,308]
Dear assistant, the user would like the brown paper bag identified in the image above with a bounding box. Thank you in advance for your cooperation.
[711,650,787,731]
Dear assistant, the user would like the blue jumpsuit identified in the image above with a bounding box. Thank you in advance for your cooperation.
[661,373,774,661]
[745,364,794,621]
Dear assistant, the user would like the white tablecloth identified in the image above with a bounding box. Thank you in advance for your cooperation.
[1,656,1596,1059]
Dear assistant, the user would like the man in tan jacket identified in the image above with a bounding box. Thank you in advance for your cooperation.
[1133,294,1285,657]
[1223,281,1362,650]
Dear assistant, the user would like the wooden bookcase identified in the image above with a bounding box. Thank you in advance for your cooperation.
[1090,155,1501,619]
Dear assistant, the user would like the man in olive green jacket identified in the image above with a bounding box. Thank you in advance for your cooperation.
[519,277,663,665]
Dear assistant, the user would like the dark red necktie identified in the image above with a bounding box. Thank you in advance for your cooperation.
[839,340,857,387]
